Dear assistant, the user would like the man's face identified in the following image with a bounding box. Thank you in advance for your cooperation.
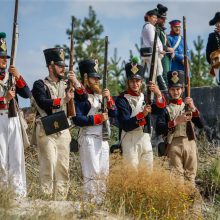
[172,25,181,35]
[148,15,158,26]
[49,64,65,79]
[216,22,220,32]
[88,76,101,93]
[0,56,7,69]
[168,87,183,99]
[157,17,166,27]
[128,78,142,93]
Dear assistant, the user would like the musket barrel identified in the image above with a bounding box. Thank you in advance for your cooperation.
[8,0,19,118]
[66,16,76,117]
[143,25,159,133]
[102,36,111,140]
[183,16,195,140]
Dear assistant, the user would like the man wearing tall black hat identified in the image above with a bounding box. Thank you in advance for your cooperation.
[140,8,167,90]
[73,59,117,204]
[156,70,203,186]
[168,20,190,71]
[115,57,165,171]
[32,47,83,200]
[0,32,31,198]
[157,4,174,82]
[206,12,220,85]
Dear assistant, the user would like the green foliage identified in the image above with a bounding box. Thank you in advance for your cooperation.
[56,6,105,77]
[190,36,214,87]
[108,48,126,95]
[56,6,127,95]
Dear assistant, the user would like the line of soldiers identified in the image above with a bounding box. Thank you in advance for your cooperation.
[0,9,219,204]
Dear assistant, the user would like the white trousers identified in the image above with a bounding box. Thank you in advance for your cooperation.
[0,113,26,197]
[78,135,109,203]
[122,130,153,171]
[143,56,163,78]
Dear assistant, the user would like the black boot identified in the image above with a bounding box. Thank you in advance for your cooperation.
[157,75,167,91]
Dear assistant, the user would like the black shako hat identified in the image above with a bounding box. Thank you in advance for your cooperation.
[209,12,220,26]
[78,59,102,80]
[43,47,67,67]
[146,8,158,17]
[167,70,185,88]
[0,32,10,58]
[157,4,168,18]
[125,57,144,80]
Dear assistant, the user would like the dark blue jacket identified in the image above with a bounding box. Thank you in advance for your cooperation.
[206,31,220,64]
[156,104,204,136]
[116,92,165,132]
[32,78,86,115]
[73,92,117,127]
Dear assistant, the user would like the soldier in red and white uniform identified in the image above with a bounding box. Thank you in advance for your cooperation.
[116,59,166,170]
[73,59,117,204]
[0,32,31,197]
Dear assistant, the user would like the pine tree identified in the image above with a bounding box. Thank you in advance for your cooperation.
[190,36,213,87]
[108,48,126,94]
[56,6,105,70]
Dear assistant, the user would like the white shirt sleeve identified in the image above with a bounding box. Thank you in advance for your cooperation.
[141,23,163,53]
[141,23,155,48]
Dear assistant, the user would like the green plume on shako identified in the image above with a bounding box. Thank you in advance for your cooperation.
[0,32,6,39]
[131,56,139,65]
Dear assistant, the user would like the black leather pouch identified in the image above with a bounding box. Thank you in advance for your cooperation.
[41,111,69,135]
[140,47,152,57]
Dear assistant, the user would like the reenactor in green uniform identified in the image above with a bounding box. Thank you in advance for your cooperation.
[156,4,174,84]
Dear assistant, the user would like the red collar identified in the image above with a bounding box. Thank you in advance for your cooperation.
[0,73,5,81]
[169,98,182,105]
[126,89,141,97]
[86,87,93,94]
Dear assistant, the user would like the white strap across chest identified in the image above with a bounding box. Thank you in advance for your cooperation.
[124,93,145,117]
[173,36,181,50]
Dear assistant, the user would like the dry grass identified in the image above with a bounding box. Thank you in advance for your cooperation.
[104,154,202,220]
[0,118,219,219]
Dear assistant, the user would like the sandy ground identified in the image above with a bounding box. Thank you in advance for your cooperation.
[1,198,120,220]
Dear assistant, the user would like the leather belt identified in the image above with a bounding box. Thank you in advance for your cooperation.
[0,109,8,115]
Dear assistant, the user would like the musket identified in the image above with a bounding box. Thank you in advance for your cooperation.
[102,36,111,140]
[183,16,196,141]
[66,16,76,117]
[143,25,159,134]
[8,0,19,118]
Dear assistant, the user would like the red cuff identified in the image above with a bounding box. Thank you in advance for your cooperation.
[93,114,103,125]
[53,98,61,107]
[107,97,115,109]
[138,118,147,126]
[136,112,145,120]
[192,109,200,117]
[0,97,6,109]
[0,104,6,109]
[75,84,86,95]
[168,120,175,128]
[16,76,26,88]
[156,95,166,108]
[0,97,5,103]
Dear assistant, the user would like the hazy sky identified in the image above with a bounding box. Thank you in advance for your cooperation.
[1,0,219,106]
